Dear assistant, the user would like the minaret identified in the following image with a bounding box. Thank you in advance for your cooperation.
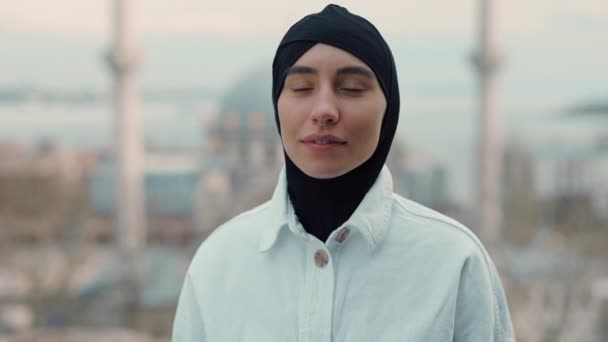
[472,0,503,250]
[107,0,145,273]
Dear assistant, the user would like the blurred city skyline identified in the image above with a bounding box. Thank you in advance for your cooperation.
[1,0,607,203]
[0,2,603,234]
[1,1,606,131]
[1,2,608,340]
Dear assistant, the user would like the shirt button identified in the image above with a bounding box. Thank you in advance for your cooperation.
[314,249,329,268]
[336,228,351,243]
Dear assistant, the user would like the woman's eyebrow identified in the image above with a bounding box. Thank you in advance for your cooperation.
[285,65,317,76]
[336,66,375,79]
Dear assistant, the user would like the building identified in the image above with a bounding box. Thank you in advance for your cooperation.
[0,143,96,243]
[388,143,450,211]
[532,137,608,229]
[87,151,203,243]
[503,239,608,342]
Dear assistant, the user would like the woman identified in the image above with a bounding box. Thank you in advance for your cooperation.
[173,4,515,341]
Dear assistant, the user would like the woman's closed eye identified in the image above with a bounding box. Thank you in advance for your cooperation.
[337,78,369,95]
[292,87,313,92]
[284,79,314,93]
[340,87,365,93]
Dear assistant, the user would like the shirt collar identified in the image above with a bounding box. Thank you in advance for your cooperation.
[343,165,393,250]
[258,166,394,252]
[258,167,292,252]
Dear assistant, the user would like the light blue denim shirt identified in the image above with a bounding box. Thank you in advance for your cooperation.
[173,166,515,341]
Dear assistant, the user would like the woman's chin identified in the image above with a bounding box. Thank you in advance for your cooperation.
[300,166,350,180]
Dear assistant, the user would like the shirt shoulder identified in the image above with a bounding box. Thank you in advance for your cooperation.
[208,200,272,241]
[389,193,485,257]
[390,194,515,340]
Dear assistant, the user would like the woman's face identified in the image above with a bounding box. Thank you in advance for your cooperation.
[277,43,387,179]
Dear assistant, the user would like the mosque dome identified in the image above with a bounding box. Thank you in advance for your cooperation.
[216,67,275,136]
[207,66,283,173]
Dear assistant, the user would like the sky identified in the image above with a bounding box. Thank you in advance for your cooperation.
[1,0,607,40]
[1,0,606,97]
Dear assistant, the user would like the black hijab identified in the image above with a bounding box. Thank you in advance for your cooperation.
[272,4,400,243]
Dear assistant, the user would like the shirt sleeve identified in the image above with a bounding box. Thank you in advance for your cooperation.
[172,273,206,342]
[454,250,516,342]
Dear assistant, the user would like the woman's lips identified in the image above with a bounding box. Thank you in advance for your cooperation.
[301,134,347,151]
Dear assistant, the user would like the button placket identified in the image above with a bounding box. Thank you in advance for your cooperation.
[298,231,335,342]
[307,244,334,342]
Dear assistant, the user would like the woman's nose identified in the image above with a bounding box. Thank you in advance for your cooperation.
[310,88,339,127]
